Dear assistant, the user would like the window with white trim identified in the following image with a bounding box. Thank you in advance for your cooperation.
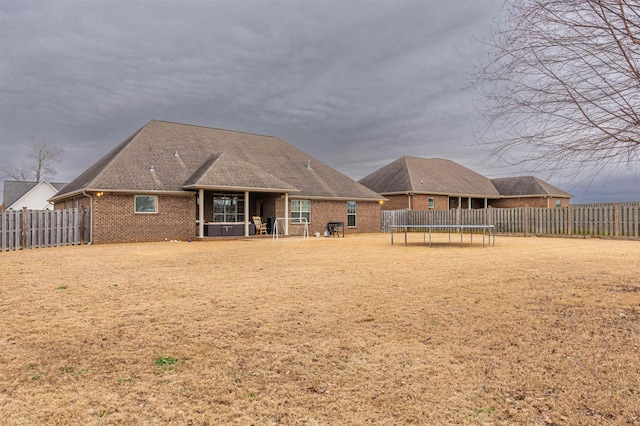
[428,197,435,209]
[213,193,245,222]
[347,201,356,227]
[291,200,311,223]
[135,195,158,213]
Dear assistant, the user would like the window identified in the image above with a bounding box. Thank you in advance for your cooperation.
[555,200,561,208]
[213,193,245,222]
[428,197,435,209]
[135,195,158,213]
[347,201,356,227]
[291,200,311,223]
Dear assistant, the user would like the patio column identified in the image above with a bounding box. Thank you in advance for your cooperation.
[468,197,472,209]
[484,198,488,208]
[244,191,249,236]
[284,192,289,235]
[198,189,204,238]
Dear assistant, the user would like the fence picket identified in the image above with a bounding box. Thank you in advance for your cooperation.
[0,208,88,251]
[382,202,639,238]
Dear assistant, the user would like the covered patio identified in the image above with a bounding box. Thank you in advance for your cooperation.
[192,188,298,238]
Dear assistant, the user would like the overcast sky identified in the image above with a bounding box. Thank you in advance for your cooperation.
[1,0,638,203]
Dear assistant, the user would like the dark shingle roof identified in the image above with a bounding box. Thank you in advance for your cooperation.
[3,180,67,207]
[358,156,501,197]
[491,176,572,198]
[183,152,298,192]
[53,120,383,201]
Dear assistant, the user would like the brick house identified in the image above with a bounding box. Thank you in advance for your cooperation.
[50,120,384,243]
[358,156,572,210]
[490,176,572,208]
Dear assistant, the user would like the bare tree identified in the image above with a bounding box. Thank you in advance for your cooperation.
[1,140,64,182]
[472,0,640,173]
[0,162,32,181]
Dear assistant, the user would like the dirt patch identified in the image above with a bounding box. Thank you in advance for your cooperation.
[1,234,639,425]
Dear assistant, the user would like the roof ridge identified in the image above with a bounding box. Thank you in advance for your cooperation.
[531,176,547,193]
[4,180,38,184]
[185,153,222,185]
[153,119,278,139]
[89,124,148,187]
[403,157,416,190]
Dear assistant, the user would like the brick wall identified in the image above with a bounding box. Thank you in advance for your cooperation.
[273,198,381,235]
[411,194,449,210]
[310,200,381,234]
[382,195,411,210]
[55,195,91,211]
[383,194,449,210]
[382,194,572,210]
[92,193,196,244]
[490,197,570,208]
[55,192,382,243]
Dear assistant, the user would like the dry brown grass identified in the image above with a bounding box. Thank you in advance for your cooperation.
[1,233,639,425]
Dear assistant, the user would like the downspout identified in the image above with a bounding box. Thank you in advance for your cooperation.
[82,190,93,244]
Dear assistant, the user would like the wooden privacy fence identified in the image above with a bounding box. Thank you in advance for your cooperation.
[0,207,90,251]
[382,202,640,238]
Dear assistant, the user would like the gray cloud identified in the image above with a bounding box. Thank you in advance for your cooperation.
[1,0,637,203]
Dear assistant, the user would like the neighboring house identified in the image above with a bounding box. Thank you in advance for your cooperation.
[490,176,572,208]
[50,120,384,244]
[358,156,572,210]
[2,180,68,211]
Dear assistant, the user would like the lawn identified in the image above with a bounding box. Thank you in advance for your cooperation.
[1,233,639,425]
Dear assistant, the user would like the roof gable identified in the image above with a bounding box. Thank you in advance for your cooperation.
[3,181,38,207]
[3,180,67,210]
[3,180,67,209]
[184,152,298,192]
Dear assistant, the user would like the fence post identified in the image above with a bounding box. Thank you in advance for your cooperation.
[21,207,28,249]
[567,205,573,235]
[615,204,620,237]
[80,208,86,244]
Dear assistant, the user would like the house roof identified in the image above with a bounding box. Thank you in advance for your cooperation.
[183,152,298,192]
[3,180,67,207]
[358,156,573,199]
[491,176,572,198]
[52,120,384,201]
[358,156,501,197]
